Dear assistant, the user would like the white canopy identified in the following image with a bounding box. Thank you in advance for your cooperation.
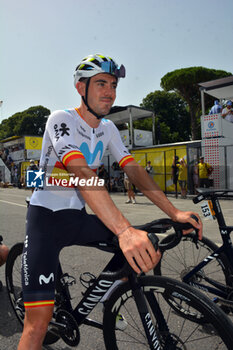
[199,76,233,114]
[107,105,155,146]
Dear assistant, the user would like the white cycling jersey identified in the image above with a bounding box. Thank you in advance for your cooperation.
[30,108,134,211]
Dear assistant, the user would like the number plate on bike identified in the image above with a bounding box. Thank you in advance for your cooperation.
[200,201,214,220]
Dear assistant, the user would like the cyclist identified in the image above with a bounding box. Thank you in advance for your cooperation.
[18,54,202,350]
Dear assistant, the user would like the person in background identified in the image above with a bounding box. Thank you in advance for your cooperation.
[209,100,222,115]
[198,156,213,188]
[27,160,39,172]
[192,161,199,195]
[172,156,180,197]
[222,101,233,123]
[177,158,187,199]
[124,172,136,204]
[145,161,153,178]
[26,160,39,196]
[98,163,109,190]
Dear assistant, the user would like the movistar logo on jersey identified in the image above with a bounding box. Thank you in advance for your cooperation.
[26,169,45,188]
[80,141,103,164]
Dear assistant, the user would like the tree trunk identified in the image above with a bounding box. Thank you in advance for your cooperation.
[189,106,199,140]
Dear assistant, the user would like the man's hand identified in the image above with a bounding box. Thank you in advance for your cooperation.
[172,210,203,240]
[118,227,161,274]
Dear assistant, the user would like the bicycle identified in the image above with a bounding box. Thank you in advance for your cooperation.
[154,188,233,316]
[5,217,233,349]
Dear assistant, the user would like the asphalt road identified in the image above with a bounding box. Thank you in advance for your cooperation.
[0,187,232,349]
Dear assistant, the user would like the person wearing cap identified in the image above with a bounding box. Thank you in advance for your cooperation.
[176,158,187,199]
[209,100,222,115]
[198,156,213,188]
[18,54,202,350]
[222,101,233,123]
[27,160,39,172]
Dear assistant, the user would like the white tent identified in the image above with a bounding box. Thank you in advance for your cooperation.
[199,76,233,115]
[107,105,155,146]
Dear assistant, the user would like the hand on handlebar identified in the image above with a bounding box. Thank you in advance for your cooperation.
[172,211,202,240]
[118,227,161,274]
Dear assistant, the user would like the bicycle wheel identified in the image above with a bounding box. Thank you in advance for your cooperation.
[103,275,233,349]
[5,243,60,345]
[155,233,232,300]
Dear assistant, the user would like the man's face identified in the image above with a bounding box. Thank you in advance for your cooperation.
[200,158,204,163]
[227,104,232,110]
[86,73,117,116]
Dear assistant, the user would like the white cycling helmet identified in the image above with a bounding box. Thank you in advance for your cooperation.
[73,54,126,119]
[74,54,125,88]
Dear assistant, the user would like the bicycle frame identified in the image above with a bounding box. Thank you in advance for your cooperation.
[52,243,170,349]
[182,191,233,300]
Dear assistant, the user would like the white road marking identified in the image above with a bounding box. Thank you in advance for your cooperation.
[0,199,27,208]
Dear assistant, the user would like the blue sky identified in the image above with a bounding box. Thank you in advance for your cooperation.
[1,0,233,121]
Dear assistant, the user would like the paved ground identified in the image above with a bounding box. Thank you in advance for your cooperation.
[0,187,232,349]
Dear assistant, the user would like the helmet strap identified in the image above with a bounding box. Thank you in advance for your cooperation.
[82,78,105,120]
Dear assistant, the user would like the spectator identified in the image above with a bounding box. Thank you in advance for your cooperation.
[192,161,199,195]
[124,172,136,204]
[111,161,121,183]
[177,158,188,199]
[98,163,109,189]
[145,161,153,178]
[27,160,39,172]
[209,100,222,115]
[27,160,39,194]
[109,176,116,192]
[198,156,213,188]
[222,101,233,123]
[172,156,180,197]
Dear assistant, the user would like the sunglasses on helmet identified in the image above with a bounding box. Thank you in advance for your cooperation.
[100,61,126,78]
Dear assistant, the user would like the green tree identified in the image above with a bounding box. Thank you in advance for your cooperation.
[0,105,50,139]
[135,90,190,143]
[161,67,232,140]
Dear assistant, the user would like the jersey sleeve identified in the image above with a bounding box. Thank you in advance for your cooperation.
[46,110,85,167]
[107,121,134,168]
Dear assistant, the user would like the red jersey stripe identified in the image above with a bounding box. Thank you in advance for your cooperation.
[62,150,85,167]
[119,155,134,168]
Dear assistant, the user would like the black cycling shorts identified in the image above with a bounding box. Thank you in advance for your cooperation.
[22,205,114,309]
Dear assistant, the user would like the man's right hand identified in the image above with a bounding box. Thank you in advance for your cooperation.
[118,226,161,274]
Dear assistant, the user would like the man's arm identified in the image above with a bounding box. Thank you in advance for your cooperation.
[123,159,202,237]
[222,108,230,118]
[66,158,161,274]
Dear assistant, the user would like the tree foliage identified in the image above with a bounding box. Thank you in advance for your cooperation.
[0,105,50,140]
[161,67,232,140]
[135,90,190,143]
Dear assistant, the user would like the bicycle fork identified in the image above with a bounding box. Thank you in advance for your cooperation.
[129,275,176,350]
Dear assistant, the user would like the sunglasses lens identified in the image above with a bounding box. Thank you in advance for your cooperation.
[100,62,125,78]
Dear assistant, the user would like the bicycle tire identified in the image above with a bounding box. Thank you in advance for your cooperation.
[5,243,60,346]
[103,275,233,350]
[154,233,232,303]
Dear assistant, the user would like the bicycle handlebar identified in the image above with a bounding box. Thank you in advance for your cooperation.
[146,215,199,253]
[193,188,233,204]
[101,216,199,280]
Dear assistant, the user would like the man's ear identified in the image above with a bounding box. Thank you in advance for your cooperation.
[76,81,85,96]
